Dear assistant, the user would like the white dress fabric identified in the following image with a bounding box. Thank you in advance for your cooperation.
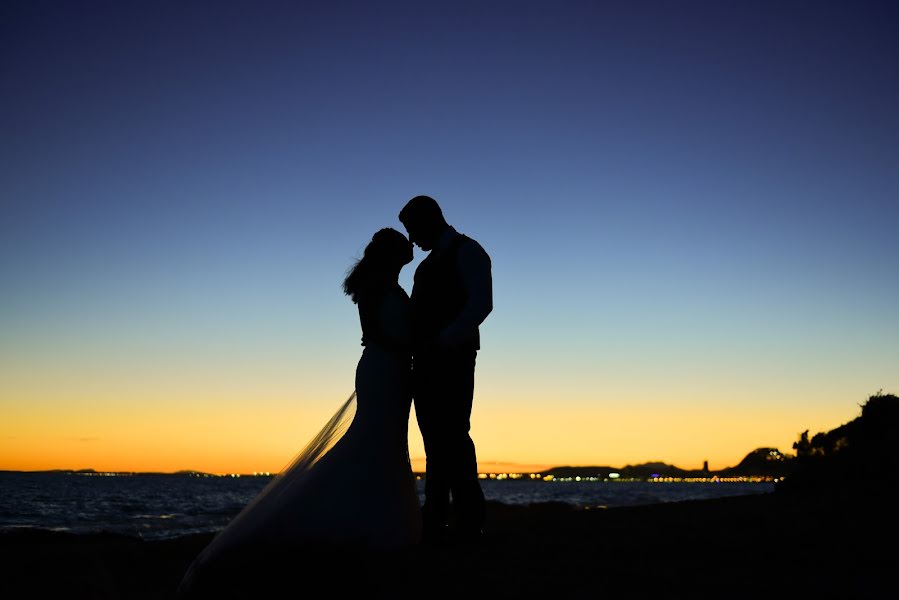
[177,287,421,595]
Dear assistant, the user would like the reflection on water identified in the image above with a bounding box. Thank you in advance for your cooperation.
[0,472,773,540]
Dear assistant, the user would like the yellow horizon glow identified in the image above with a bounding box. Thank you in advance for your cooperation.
[1,345,885,474]
[0,384,868,474]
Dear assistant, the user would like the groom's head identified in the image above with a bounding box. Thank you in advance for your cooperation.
[399,195,448,252]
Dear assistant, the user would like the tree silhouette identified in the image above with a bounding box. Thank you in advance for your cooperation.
[780,391,899,494]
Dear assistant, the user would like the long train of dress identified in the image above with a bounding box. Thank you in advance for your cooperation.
[177,343,421,597]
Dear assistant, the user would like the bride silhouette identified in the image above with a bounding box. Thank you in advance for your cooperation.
[177,228,422,598]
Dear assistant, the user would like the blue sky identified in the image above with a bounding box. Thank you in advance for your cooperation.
[2,1,897,471]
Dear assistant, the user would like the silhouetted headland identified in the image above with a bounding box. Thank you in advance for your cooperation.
[538,446,792,480]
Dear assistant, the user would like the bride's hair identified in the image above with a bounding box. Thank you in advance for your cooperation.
[343,228,410,304]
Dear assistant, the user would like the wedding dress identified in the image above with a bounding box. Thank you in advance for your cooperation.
[177,284,421,597]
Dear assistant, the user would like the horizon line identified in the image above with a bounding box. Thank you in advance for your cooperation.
[0,457,781,477]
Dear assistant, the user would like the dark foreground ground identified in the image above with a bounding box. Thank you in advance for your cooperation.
[1,490,895,599]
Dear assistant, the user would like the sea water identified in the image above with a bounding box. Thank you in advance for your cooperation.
[0,471,773,540]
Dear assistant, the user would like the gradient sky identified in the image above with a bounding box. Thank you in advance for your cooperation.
[2,1,897,474]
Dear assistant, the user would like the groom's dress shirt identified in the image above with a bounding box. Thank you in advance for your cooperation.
[432,226,493,350]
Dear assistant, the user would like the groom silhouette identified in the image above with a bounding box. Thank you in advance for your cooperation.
[399,195,492,544]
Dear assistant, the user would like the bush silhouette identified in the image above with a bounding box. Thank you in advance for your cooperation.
[779,391,899,494]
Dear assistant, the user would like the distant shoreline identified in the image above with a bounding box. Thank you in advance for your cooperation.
[0,466,786,481]
[0,448,793,479]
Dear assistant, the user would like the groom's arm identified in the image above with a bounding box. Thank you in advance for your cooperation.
[438,239,493,349]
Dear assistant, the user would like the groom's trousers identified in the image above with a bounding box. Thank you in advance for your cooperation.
[413,348,486,539]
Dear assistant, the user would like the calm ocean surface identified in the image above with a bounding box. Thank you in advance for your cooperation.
[0,472,773,540]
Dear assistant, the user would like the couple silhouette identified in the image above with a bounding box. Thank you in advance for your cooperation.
[177,195,493,597]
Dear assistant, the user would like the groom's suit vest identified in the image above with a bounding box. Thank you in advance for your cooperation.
[411,233,480,352]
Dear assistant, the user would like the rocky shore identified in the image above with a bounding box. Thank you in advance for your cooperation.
[1,488,895,599]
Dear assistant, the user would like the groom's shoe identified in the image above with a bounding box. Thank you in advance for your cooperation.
[420,524,450,547]
[453,526,484,547]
